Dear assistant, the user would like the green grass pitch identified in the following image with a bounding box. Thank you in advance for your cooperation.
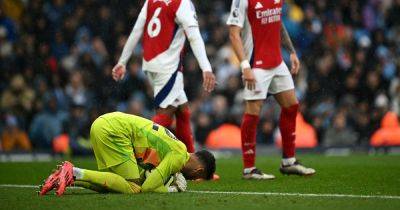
[1,154,400,210]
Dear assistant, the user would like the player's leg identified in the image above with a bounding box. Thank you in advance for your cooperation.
[274,89,298,161]
[173,72,195,152]
[147,71,177,128]
[241,69,275,180]
[270,62,315,176]
[66,119,141,195]
[72,158,141,194]
[175,103,195,153]
[241,100,262,172]
[153,106,176,128]
[74,180,109,193]
[148,71,195,151]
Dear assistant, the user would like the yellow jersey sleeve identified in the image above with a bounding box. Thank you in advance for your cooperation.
[141,152,188,192]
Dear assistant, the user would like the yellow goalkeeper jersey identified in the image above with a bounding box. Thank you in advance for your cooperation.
[91,112,189,192]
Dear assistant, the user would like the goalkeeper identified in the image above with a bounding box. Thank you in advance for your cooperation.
[39,112,216,196]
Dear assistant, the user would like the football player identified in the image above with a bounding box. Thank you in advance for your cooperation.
[227,0,315,179]
[112,0,215,154]
[39,112,216,195]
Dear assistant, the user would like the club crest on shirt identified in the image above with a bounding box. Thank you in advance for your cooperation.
[153,0,171,6]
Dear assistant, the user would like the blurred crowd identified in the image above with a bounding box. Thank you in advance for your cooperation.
[0,0,399,153]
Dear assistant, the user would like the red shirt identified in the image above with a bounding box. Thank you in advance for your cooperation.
[143,0,182,61]
[247,0,283,69]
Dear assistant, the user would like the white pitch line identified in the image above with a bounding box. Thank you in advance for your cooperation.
[1,184,399,200]
[187,190,400,200]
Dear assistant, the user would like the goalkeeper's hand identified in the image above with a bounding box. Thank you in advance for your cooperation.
[173,173,187,192]
[167,173,187,193]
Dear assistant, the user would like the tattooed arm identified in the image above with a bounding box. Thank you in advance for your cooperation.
[281,23,300,74]
[281,23,296,54]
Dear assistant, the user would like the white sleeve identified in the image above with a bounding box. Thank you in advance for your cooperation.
[226,0,248,27]
[118,0,148,65]
[176,0,212,72]
[175,0,199,29]
[185,27,212,72]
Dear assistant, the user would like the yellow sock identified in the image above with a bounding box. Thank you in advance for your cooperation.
[150,185,168,193]
[74,180,109,193]
[78,169,141,194]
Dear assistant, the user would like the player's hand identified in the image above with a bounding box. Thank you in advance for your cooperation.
[112,63,126,81]
[168,186,179,193]
[242,68,256,90]
[173,173,187,192]
[290,53,300,75]
[202,71,216,93]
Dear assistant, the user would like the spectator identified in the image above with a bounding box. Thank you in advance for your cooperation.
[1,75,35,120]
[1,114,32,152]
[0,7,17,42]
[65,71,91,107]
[195,112,213,147]
[29,93,68,148]
[323,112,358,147]
[0,0,399,151]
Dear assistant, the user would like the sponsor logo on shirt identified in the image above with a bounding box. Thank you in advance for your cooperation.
[255,2,263,9]
[256,7,282,24]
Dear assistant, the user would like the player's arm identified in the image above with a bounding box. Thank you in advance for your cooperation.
[280,23,300,75]
[176,0,215,93]
[141,153,185,193]
[112,0,148,81]
[227,0,255,90]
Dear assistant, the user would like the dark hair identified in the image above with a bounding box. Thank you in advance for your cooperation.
[195,150,216,180]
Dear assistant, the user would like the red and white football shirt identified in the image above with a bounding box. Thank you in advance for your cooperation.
[140,0,199,73]
[227,0,284,69]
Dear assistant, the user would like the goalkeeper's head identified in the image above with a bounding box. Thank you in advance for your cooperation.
[182,150,216,181]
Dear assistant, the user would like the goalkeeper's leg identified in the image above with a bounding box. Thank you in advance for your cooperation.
[73,158,142,194]
[73,168,141,194]
[74,180,109,193]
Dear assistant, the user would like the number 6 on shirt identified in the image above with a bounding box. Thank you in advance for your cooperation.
[147,7,162,38]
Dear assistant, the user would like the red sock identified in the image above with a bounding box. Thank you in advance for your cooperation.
[279,104,299,158]
[241,114,259,169]
[152,114,173,128]
[175,108,195,153]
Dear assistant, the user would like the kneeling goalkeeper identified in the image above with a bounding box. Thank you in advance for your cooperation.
[39,112,216,196]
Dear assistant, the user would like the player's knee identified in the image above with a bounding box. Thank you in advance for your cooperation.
[245,100,263,115]
[156,106,176,117]
[275,90,298,108]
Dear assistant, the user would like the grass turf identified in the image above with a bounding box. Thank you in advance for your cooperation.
[0,154,400,210]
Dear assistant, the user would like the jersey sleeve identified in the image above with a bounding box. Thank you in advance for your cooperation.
[175,0,199,29]
[176,0,212,72]
[226,0,248,28]
[141,152,186,193]
[118,0,148,65]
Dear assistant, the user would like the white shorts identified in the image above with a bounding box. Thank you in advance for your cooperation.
[145,71,188,108]
[243,62,295,100]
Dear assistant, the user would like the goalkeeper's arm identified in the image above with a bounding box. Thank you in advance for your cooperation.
[141,153,186,193]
